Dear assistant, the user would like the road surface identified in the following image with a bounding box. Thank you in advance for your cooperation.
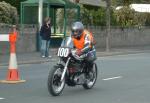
[0,53,150,103]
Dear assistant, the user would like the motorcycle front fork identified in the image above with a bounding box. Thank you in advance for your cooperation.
[60,57,71,82]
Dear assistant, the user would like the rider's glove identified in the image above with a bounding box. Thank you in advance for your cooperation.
[76,49,82,56]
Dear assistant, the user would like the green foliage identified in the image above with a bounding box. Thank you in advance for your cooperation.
[133,0,150,3]
[0,1,18,24]
[91,8,106,26]
[0,0,26,14]
[114,6,147,27]
[145,13,150,26]
[80,5,91,25]
[112,0,150,6]
[81,5,105,26]
[80,5,117,26]
[110,9,118,26]
[56,8,77,26]
[123,0,133,6]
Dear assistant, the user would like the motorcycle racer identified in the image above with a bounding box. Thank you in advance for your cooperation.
[47,22,98,96]
[71,21,96,64]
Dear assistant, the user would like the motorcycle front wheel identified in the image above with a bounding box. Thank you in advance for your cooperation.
[83,63,98,89]
[47,65,65,96]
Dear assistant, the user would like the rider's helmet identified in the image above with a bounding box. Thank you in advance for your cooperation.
[71,21,84,39]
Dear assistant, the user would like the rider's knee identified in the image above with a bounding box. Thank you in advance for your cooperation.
[86,51,96,62]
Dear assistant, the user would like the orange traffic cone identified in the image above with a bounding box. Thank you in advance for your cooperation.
[0,26,26,84]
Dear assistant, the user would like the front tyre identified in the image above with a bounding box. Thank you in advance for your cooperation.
[47,65,65,96]
[83,63,98,89]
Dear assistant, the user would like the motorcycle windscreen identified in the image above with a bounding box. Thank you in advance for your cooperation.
[61,36,73,48]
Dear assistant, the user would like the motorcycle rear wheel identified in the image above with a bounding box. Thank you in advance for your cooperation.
[83,63,98,89]
[47,65,65,96]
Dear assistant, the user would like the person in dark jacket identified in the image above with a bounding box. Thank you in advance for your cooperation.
[40,17,52,58]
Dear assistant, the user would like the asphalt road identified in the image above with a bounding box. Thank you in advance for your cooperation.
[0,53,150,103]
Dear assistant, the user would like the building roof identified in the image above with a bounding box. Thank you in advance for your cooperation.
[22,0,79,8]
[131,4,150,13]
[116,4,150,13]
[79,0,106,7]
[22,0,106,7]
[22,0,65,5]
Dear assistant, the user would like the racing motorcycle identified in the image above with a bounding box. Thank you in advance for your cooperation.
[47,37,98,96]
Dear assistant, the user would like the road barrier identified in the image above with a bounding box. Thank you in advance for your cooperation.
[0,25,26,84]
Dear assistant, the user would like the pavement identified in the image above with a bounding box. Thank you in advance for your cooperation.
[0,46,150,66]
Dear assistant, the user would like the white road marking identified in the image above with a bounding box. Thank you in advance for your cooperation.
[102,76,122,81]
[0,97,5,100]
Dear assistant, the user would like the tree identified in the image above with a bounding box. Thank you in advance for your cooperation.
[106,0,111,52]
[0,1,18,24]
[80,5,108,26]
[0,0,26,14]
[111,0,150,27]
[133,0,150,3]
[112,0,150,6]
[115,6,147,27]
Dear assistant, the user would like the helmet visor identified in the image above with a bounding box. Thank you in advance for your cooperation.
[71,29,82,38]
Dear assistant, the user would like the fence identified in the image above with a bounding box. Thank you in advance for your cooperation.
[0,24,150,54]
[86,26,150,48]
[0,24,37,54]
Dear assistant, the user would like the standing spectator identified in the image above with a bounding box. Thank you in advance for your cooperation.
[40,17,52,58]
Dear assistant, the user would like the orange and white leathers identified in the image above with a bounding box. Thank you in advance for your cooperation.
[72,30,96,62]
